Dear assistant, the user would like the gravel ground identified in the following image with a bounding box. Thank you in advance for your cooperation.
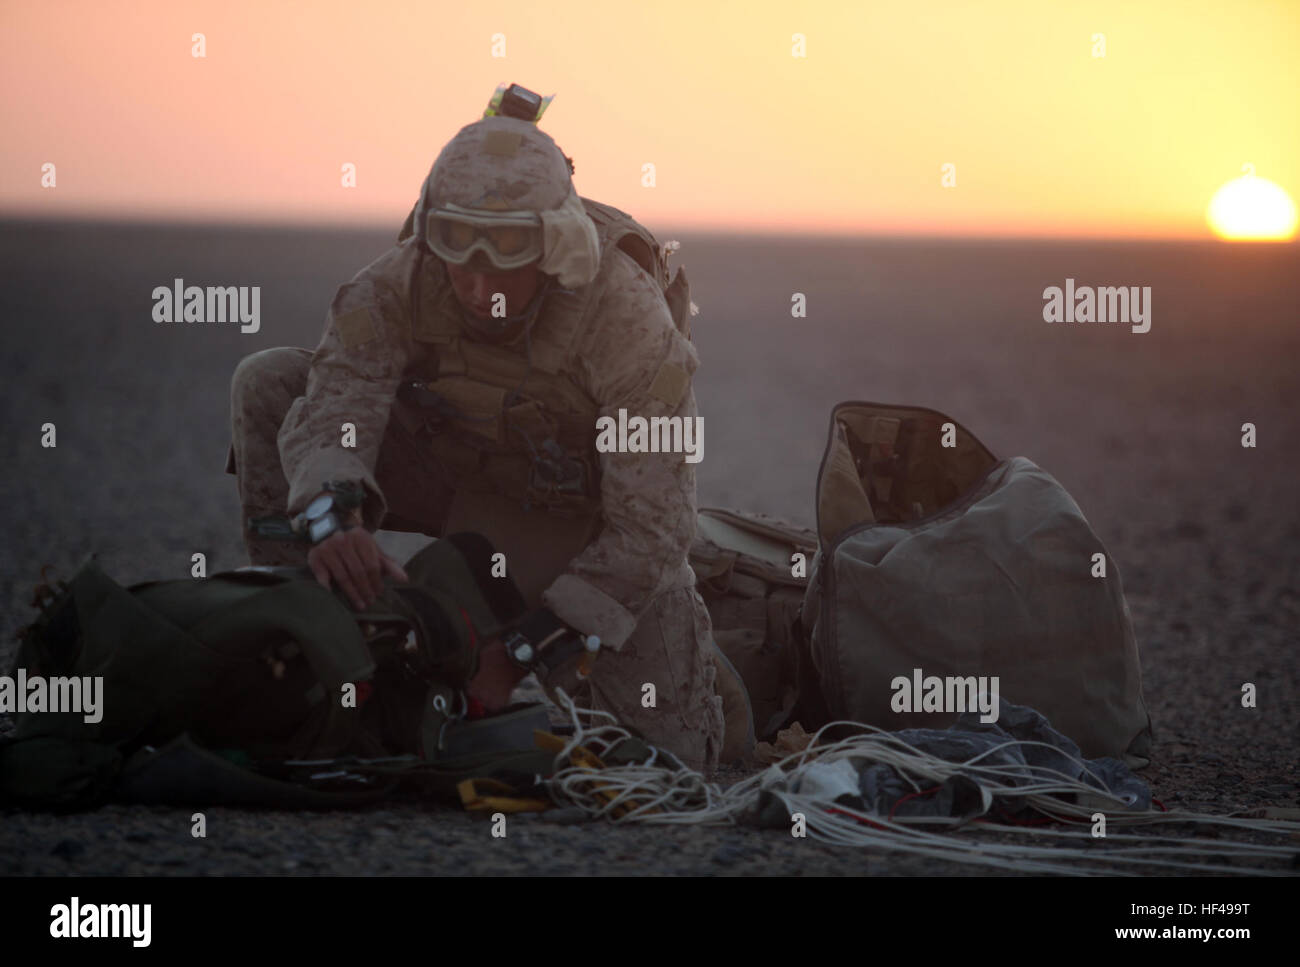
[1,221,1297,875]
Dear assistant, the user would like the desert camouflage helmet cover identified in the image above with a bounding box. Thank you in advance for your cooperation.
[419,116,601,288]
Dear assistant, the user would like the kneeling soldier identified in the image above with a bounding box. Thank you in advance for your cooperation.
[227,86,727,772]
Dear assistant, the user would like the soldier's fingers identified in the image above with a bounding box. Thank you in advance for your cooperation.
[320,538,365,610]
[307,548,333,591]
[335,538,373,609]
[379,554,410,584]
[352,531,386,599]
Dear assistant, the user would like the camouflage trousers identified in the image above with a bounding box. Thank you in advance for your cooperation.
[227,347,724,774]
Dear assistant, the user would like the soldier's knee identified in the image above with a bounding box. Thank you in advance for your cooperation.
[231,347,310,418]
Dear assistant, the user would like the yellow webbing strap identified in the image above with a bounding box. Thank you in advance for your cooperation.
[456,730,665,817]
[533,731,659,819]
[457,777,551,813]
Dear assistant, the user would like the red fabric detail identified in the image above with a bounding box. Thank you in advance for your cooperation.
[460,607,487,719]
[824,807,888,831]
[888,784,942,821]
[458,606,478,648]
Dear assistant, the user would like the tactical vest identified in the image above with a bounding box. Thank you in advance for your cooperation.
[394,198,693,606]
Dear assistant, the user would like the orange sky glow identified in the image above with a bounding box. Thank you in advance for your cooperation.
[2,0,1297,238]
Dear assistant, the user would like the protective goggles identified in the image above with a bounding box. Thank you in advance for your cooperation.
[424,203,544,270]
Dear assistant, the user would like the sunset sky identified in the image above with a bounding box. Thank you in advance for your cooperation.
[2,0,1297,238]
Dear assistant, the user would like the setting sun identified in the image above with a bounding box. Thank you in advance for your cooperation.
[1207,168,1299,241]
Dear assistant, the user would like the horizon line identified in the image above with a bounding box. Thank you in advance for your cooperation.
[3,210,1293,245]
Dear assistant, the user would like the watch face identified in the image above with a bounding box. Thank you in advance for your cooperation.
[304,494,334,520]
[308,514,338,543]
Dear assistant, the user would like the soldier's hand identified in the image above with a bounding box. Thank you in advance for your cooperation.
[307,527,409,610]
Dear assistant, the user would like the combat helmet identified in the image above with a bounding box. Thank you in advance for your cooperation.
[412,85,600,337]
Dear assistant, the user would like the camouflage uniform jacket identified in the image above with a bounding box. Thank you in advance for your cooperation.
[277,234,701,651]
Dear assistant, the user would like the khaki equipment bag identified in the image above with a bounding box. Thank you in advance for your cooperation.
[689,508,820,745]
[799,401,1153,768]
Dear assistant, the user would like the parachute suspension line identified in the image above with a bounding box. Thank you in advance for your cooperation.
[540,698,1300,875]
[544,688,732,823]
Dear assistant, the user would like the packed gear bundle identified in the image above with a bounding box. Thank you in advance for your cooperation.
[0,535,581,809]
[687,509,818,749]
[696,403,1154,770]
[802,402,1146,765]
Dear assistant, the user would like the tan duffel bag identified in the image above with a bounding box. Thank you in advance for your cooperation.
[800,401,1153,768]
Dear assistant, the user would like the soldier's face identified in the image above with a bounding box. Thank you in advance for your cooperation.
[445,255,544,319]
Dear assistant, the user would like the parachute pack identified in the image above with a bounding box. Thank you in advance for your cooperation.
[0,534,572,810]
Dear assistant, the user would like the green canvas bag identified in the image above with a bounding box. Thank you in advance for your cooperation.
[0,534,557,809]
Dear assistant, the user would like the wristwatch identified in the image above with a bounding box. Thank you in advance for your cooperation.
[502,608,602,679]
[297,481,365,545]
[247,481,366,544]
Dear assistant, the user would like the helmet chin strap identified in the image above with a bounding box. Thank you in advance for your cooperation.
[457,273,567,342]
